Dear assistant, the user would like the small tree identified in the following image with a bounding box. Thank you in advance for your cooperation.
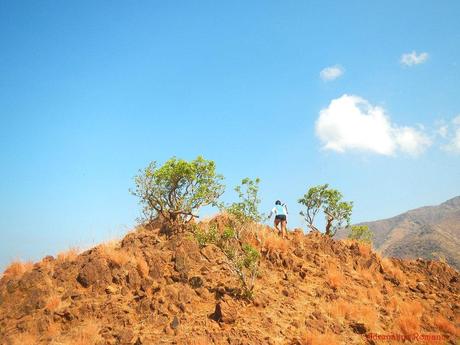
[226,178,262,224]
[131,156,224,229]
[348,225,373,244]
[193,224,260,299]
[298,184,353,237]
[194,177,263,299]
[298,184,329,232]
[224,178,263,240]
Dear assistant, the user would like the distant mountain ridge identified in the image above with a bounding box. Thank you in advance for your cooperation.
[339,196,460,271]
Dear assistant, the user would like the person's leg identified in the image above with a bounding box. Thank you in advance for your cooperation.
[274,218,280,233]
[281,220,287,238]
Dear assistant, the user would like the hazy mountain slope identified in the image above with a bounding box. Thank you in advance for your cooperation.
[340,196,460,271]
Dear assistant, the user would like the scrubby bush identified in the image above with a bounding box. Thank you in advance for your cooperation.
[226,177,262,223]
[348,225,373,244]
[222,177,263,240]
[193,177,263,299]
[131,156,225,230]
[298,184,353,236]
[194,224,260,299]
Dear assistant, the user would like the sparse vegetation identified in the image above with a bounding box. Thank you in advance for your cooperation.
[56,247,80,263]
[301,330,341,345]
[434,315,459,336]
[259,228,290,255]
[396,301,423,337]
[325,264,344,290]
[348,225,373,244]
[100,243,131,267]
[222,177,263,240]
[193,177,264,299]
[298,184,353,236]
[131,156,225,230]
[194,223,260,299]
[1,260,34,281]
[45,294,62,312]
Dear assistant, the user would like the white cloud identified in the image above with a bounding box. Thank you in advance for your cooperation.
[394,126,432,156]
[320,65,344,81]
[436,124,449,138]
[442,115,460,153]
[400,51,429,66]
[315,94,432,156]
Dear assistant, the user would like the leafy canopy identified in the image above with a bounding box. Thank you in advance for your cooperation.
[226,177,262,224]
[298,184,353,236]
[193,223,260,299]
[348,225,373,244]
[131,156,224,228]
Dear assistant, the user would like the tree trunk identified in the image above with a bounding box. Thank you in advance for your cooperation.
[325,215,333,236]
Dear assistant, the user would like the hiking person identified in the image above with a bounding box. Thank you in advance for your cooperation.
[268,200,288,238]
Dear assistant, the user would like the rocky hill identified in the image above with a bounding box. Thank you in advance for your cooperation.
[0,217,459,344]
[338,196,460,271]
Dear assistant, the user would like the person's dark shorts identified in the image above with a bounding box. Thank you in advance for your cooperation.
[275,215,287,221]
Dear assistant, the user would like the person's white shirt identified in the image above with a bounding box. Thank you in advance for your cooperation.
[269,204,288,218]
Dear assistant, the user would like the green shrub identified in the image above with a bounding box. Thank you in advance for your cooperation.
[298,184,353,236]
[348,225,373,244]
[131,156,224,230]
[222,177,263,240]
[193,223,260,299]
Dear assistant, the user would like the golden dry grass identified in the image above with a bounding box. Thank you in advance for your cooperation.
[257,227,290,254]
[325,264,344,290]
[2,260,34,281]
[434,316,459,336]
[357,305,378,329]
[396,301,423,337]
[100,243,131,267]
[301,330,341,345]
[45,294,62,312]
[358,242,372,257]
[366,286,383,305]
[62,320,102,345]
[56,247,80,263]
[46,322,61,338]
[381,258,406,284]
[189,336,211,345]
[11,332,37,345]
[325,299,354,321]
[135,256,149,278]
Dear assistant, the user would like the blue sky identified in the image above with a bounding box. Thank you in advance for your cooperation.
[1,1,459,270]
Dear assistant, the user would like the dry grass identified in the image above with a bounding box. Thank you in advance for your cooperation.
[387,295,400,313]
[62,320,102,345]
[325,299,354,321]
[325,264,344,290]
[100,243,131,267]
[56,247,79,263]
[358,242,372,257]
[11,332,37,345]
[434,316,459,336]
[325,298,378,329]
[189,336,211,345]
[301,330,341,345]
[258,228,290,254]
[46,322,61,338]
[357,305,378,329]
[381,258,405,284]
[45,294,62,312]
[135,256,149,278]
[2,260,34,281]
[396,301,423,337]
[366,286,383,305]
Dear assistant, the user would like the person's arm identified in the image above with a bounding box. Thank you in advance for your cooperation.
[283,204,289,215]
[268,207,276,218]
